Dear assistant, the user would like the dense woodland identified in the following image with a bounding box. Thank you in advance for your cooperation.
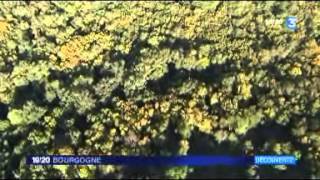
[0,1,320,179]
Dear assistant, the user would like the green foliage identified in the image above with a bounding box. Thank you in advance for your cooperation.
[7,101,47,126]
[0,1,319,179]
[232,108,264,135]
[165,166,190,179]
[0,120,10,131]
[10,61,50,86]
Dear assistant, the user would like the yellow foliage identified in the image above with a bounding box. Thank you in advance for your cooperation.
[160,101,170,113]
[265,107,276,118]
[0,20,9,41]
[148,108,154,117]
[0,73,12,103]
[78,166,93,179]
[44,116,56,128]
[289,63,302,76]
[99,165,115,174]
[305,40,320,66]
[240,83,252,99]
[188,99,197,108]
[197,85,208,97]
[117,100,155,133]
[184,107,215,134]
[57,146,74,155]
[138,136,150,146]
[109,128,117,136]
[237,73,252,99]
[54,165,68,176]
[178,139,189,155]
[313,56,320,66]
[210,93,220,105]
[58,32,114,68]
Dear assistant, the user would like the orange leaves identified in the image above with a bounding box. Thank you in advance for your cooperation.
[313,56,320,66]
[58,32,113,68]
[309,41,320,66]
[56,146,74,155]
[0,20,9,41]
[183,98,216,134]
[0,20,9,33]
[59,38,82,68]
[120,100,154,130]
[303,39,320,66]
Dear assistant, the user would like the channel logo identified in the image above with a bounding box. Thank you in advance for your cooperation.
[285,16,297,31]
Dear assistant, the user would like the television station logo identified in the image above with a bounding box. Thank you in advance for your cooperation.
[285,16,297,31]
[265,16,297,31]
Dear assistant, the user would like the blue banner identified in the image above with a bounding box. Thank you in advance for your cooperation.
[254,155,297,165]
[26,155,296,166]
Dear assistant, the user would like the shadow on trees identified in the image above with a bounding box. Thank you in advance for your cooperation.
[146,62,239,96]
[52,107,90,151]
[0,102,9,119]
[11,81,47,108]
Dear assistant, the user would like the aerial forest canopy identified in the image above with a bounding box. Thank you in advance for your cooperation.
[0,1,320,179]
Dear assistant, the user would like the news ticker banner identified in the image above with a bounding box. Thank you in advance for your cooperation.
[26,155,297,166]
